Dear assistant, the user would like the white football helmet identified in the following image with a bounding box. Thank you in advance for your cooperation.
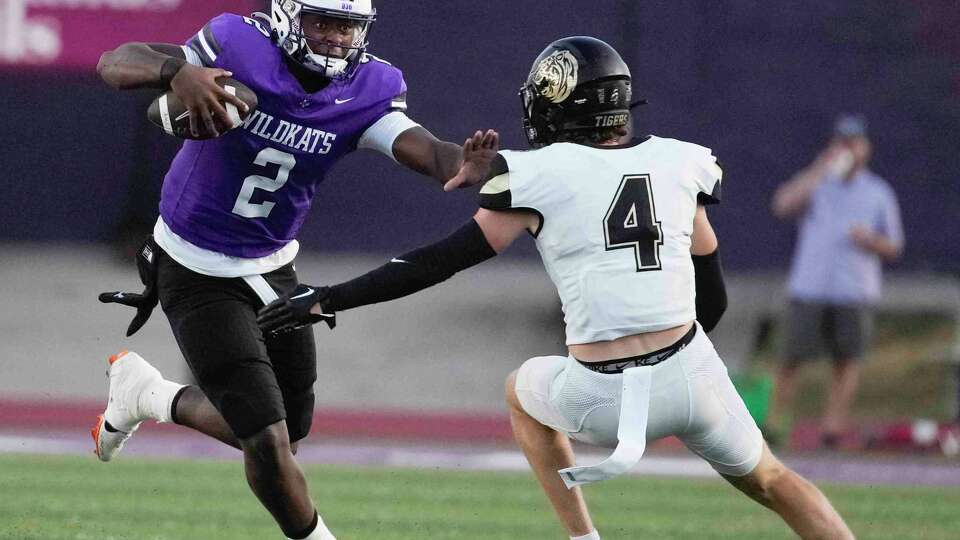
[269,0,376,79]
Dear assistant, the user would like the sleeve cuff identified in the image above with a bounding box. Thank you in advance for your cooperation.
[357,111,421,161]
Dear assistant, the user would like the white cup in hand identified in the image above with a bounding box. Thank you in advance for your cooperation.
[827,149,855,179]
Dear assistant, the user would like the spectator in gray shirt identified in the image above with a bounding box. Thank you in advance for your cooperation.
[766,114,904,449]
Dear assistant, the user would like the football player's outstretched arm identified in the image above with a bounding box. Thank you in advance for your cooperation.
[256,208,537,334]
[97,43,248,138]
[97,43,189,90]
[691,205,727,332]
[391,127,500,191]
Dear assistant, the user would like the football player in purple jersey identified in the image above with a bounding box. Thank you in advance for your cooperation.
[92,2,498,539]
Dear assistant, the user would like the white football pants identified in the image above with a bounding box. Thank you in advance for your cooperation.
[514,324,763,477]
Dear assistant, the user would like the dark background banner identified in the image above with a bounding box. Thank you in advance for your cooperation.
[0,0,259,69]
[2,1,957,271]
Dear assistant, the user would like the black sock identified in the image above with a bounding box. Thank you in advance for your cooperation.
[289,510,319,540]
[169,386,190,425]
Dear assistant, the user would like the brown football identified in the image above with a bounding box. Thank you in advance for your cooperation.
[147,77,258,140]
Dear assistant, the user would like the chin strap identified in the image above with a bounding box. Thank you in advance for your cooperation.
[558,366,653,488]
[305,52,349,78]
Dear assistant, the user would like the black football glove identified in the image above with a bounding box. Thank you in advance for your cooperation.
[257,284,336,335]
[99,236,160,337]
[99,290,158,337]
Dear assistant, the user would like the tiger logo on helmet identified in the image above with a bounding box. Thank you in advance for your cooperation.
[533,50,579,104]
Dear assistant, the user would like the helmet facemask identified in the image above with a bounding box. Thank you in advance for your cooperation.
[270,0,376,79]
[520,83,554,148]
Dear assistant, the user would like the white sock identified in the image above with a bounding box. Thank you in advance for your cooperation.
[287,514,336,540]
[571,530,600,540]
[139,378,185,424]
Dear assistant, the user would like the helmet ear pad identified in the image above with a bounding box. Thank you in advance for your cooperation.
[270,0,298,43]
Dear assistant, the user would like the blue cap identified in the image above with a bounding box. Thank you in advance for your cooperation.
[834,114,868,138]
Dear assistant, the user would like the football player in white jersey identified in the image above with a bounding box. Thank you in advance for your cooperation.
[259,37,854,540]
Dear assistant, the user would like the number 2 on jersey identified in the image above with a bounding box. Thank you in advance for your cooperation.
[603,174,663,272]
[232,148,296,218]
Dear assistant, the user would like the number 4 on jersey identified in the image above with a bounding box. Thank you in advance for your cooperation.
[603,174,663,272]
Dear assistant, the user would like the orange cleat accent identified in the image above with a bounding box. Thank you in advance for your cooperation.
[91,414,105,459]
[108,350,130,365]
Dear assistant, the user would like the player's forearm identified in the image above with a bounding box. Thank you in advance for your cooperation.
[325,220,496,311]
[97,42,183,90]
[428,140,465,184]
[692,249,727,332]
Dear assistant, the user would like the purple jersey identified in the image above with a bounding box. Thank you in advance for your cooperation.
[160,13,406,258]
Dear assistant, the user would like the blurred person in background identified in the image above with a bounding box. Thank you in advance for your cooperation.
[767,114,904,449]
[92,1,498,539]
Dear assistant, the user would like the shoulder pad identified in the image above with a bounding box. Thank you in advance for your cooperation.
[478,155,512,210]
[694,149,723,205]
[352,56,407,108]
[478,149,548,210]
[186,13,271,67]
[362,53,394,66]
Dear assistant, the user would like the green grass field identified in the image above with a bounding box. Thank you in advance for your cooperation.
[2,454,958,540]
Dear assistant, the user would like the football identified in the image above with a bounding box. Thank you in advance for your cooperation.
[147,77,258,140]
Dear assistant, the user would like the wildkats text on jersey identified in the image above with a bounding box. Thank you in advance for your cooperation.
[241,109,338,155]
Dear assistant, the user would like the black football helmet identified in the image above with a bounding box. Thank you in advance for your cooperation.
[520,36,639,148]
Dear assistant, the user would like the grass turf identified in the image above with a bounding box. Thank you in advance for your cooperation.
[1,454,958,539]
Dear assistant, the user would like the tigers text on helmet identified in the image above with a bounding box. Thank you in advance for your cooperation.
[270,0,376,79]
[520,36,637,148]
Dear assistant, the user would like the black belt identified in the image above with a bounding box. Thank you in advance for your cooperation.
[577,324,697,374]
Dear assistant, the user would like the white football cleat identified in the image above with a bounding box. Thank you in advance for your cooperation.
[91,350,162,462]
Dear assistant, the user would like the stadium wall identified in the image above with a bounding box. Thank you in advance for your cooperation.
[0,1,957,272]
[2,244,956,417]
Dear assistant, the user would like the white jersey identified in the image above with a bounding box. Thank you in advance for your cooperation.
[479,135,723,345]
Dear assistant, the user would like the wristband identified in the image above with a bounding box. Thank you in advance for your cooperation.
[159,57,186,87]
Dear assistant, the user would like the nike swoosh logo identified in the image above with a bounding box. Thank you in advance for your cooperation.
[334,97,356,104]
[390,258,410,264]
[114,293,125,299]
[290,288,315,300]
[175,110,191,122]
